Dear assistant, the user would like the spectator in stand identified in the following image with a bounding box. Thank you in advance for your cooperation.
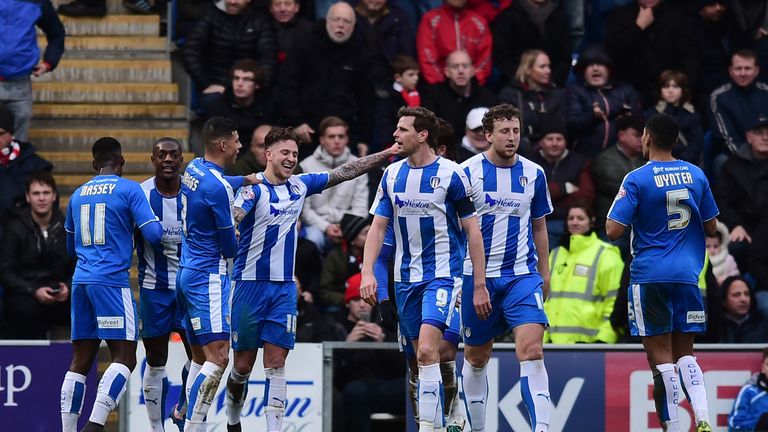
[300,117,370,250]
[493,0,571,87]
[277,1,374,157]
[373,55,423,151]
[645,70,704,164]
[175,0,210,39]
[590,114,645,234]
[728,0,768,79]
[202,59,277,149]
[566,45,642,159]
[499,50,567,146]
[354,0,415,86]
[715,115,768,316]
[457,107,490,163]
[296,277,346,342]
[529,115,595,246]
[416,0,493,85]
[466,0,512,23]
[604,0,698,106]
[270,0,313,71]
[1,0,64,143]
[228,124,271,176]
[335,273,405,432]
[0,172,73,339]
[319,214,370,311]
[0,107,52,222]
[707,220,741,286]
[728,348,768,431]
[716,276,768,343]
[545,204,623,343]
[183,0,276,107]
[710,49,768,157]
[694,0,731,113]
[423,50,499,144]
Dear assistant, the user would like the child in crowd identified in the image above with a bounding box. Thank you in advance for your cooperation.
[707,220,741,285]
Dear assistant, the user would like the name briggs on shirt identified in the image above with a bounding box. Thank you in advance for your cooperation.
[182,172,200,191]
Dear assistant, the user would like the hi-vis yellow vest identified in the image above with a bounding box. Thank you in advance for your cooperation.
[545,233,624,343]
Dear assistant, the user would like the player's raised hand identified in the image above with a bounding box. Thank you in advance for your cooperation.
[473,282,492,320]
[360,271,378,306]
[242,173,261,186]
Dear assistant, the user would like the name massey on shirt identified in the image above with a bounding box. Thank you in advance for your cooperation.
[79,182,117,196]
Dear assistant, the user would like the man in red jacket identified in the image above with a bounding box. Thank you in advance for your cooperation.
[416,0,493,85]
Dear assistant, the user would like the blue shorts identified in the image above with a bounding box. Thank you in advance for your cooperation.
[231,280,297,351]
[139,288,185,338]
[71,284,138,341]
[177,268,230,345]
[395,277,460,340]
[461,274,548,346]
[628,282,706,337]
[398,307,461,358]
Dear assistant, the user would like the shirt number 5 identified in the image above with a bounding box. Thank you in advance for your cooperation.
[666,189,691,230]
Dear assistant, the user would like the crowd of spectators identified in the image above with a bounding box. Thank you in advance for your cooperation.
[2,0,768,355]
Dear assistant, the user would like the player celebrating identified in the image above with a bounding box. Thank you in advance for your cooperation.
[459,104,553,432]
[178,118,258,432]
[361,106,487,432]
[60,137,163,432]
[224,127,397,432]
[606,113,718,432]
[136,137,194,432]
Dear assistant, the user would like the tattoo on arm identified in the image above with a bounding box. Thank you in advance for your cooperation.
[233,207,246,225]
[326,150,391,189]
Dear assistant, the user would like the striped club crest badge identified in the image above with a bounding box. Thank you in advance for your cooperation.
[519,176,529,188]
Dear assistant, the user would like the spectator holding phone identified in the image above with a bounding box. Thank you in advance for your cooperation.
[0,171,73,339]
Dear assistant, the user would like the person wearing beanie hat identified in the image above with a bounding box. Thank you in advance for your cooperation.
[341,213,371,245]
[529,113,595,246]
[565,44,642,159]
[0,106,52,220]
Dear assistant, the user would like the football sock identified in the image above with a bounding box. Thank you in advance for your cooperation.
[520,359,551,432]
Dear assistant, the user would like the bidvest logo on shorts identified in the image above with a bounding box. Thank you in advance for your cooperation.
[686,311,706,323]
[97,316,124,329]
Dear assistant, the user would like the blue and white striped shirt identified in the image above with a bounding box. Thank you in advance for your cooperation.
[137,177,182,290]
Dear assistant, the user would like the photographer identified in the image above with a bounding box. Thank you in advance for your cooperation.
[0,172,73,339]
[335,273,405,432]
[729,348,768,431]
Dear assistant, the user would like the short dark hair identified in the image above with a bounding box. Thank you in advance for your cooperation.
[732,48,757,65]
[25,171,56,193]
[658,70,692,104]
[230,58,266,87]
[92,137,122,168]
[397,106,439,146]
[264,126,301,148]
[615,114,646,134]
[645,113,679,151]
[482,104,520,134]
[391,55,419,76]
[318,116,349,137]
[201,117,238,149]
[153,137,183,153]
[434,117,457,161]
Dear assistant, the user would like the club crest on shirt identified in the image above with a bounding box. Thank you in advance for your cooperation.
[430,176,441,188]
[290,184,301,195]
[519,176,529,187]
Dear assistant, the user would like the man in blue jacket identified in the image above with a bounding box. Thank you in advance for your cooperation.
[728,348,768,431]
[0,0,65,143]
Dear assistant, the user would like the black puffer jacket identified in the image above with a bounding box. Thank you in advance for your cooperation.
[0,205,73,297]
[499,81,566,141]
[0,141,52,220]
[183,2,277,88]
[276,21,374,144]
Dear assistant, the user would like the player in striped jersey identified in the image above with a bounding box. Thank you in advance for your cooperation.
[361,107,487,432]
[60,137,163,432]
[224,127,396,432]
[460,104,554,432]
[136,138,194,432]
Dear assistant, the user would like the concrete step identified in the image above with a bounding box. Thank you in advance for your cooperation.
[34,103,186,119]
[50,0,128,14]
[33,82,178,103]
[41,151,195,174]
[29,127,188,152]
[56,15,160,36]
[39,35,166,52]
[55,173,148,188]
[36,59,172,82]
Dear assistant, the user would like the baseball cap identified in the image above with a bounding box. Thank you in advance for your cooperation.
[465,107,489,130]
